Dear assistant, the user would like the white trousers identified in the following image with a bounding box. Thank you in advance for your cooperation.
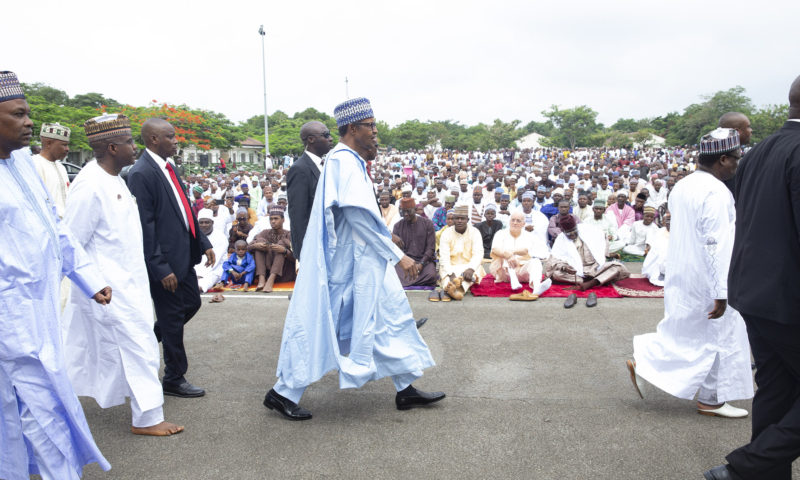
[274,372,419,404]
[19,401,80,480]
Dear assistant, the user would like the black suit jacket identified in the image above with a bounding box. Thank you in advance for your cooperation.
[127,151,212,284]
[287,152,320,260]
[729,121,800,324]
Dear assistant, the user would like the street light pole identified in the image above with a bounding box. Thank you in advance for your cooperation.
[258,25,270,165]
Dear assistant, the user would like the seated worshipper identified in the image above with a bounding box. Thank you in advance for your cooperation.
[237,195,258,225]
[641,212,670,286]
[194,209,229,292]
[219,240,256,290]
[423,190,441,219]
[379,190,400,230]
[435,209,455,253]
[391,197,437,288]
[515,191,550,247]
[606,190,635,242]
[248,205,296,292]
[496,193,512,227]
[490,211,552,301]
[474,204,504,259]
[438,205,485,300]
[207,198,233,237]
[547,200,582,245]
[545,216,630,306]
[533,185,550,211]
[540,188,567,219]
[256,185,274,218]
[632,192,648,221]
[228,208,253,252]
[468,185,486,225]
[191,185,205,215]
[431,195,455,231]
[582,199,625,256]
[575,194,593,221]
[622,206,660,256]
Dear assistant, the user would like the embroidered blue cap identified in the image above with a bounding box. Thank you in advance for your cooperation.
[334,97,374,127]
[0,71,25,102]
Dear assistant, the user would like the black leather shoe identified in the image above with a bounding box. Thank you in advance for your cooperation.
[586,292,597,308]
[395,385,446,410]
[263,389,312,420]
[416,317,428,329]
[703,465,734,480]
[163,381,205,398]
[564,293,578,309]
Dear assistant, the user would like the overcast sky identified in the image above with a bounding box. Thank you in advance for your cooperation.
[6,0,798,127]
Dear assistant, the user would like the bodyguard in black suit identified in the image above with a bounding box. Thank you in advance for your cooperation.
[704,76,800,480]
[127,118,214,399]
[287,121,333,260]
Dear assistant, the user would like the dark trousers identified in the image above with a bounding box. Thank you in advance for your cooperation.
[726,315,800,479]
[150,268,202,385]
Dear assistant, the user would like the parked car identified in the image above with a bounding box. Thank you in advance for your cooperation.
[62,161,82,183]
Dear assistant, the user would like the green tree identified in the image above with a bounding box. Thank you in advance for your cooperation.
[750,104,789,143]
[541,105,602,149]
[69,92,121,109]
[666,86,754,145]
[486,119,522,149]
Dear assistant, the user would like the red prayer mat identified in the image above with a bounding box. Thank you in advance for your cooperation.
[471,274,622,298]
[612,276,664,298]
[207,281,295,293]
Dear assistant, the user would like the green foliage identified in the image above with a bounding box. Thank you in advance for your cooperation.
[750,104,789,143]
[665,86,754,145]
[541,105,603,149]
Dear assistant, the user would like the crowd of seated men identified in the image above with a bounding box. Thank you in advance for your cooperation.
[185,144,682,300]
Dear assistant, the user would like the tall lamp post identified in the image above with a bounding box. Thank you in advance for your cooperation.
[258,25,270,167]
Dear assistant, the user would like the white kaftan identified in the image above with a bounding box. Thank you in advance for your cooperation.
[62,161,164,426]
[633,171,753,402]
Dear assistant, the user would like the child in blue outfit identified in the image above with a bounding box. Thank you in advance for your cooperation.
[220,240,256,290]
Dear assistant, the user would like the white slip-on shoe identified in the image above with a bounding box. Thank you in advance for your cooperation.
[533,278,553,296]
[626,359,645,399]
[698,403,748,418]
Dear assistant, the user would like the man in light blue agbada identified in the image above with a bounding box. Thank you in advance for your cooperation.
[0,71,112,479]
[263,97,445,420]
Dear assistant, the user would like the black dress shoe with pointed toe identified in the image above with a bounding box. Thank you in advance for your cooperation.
[416,317,428,329]
[163,381,205,398]
[586,292,598,308]
[395,385,446,410]
[564,293,578,309]
[263,389,312,420]
[703,465,734,480]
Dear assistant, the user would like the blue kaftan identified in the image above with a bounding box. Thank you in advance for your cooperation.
[275,143,435,390]
[0,149,110,479]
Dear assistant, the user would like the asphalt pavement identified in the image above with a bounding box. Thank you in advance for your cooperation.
[77,267,784,480]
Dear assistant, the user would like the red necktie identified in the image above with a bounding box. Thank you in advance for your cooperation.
[165,162,196,238]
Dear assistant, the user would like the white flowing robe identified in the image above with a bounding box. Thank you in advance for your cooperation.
[633,171,753,402]
[275,143,435,390]
[642,228,670,286]
[61,161,163,414]
[0,150,110,479]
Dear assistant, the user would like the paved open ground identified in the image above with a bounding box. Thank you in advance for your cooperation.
[76,266,784,480]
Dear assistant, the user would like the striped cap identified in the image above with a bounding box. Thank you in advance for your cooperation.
[699,128,740,155]
[84,114,132,143]
[0,71,25,102]
[333,97,374,127]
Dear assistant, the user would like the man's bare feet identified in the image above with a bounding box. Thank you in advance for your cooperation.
[263,274,277,293]
[255,275,266,291]
[131,421,184,436]
[241,283,250,291]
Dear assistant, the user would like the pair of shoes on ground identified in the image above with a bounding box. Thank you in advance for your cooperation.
[428,289,452,302]
[626,360,748,418]
[564,292,597,308]
[264,385,445,420]
[509,279,554,301]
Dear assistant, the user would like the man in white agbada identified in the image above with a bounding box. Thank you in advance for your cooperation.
[583,198,625,255]
[263,97,444,421]
[641,212,670,287]
[490,211,552,301]
[627,128,753,418]
[0,71,112,480]
[622,206,660,256]
[62,114,184,436]
[195,208,228,292]
[32,122,71,219]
